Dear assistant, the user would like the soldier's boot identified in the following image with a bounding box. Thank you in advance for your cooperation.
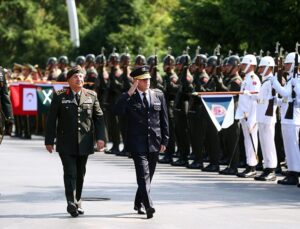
[237,166,256,178]
[219,167,238,175]
[158,156,173,164]
[202,164,220,172]
[254,168,277,181]
[277,171,299,185]
[171,158,188,167]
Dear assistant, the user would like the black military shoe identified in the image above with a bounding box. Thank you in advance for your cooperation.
[254,168,276,181]
[146,207,155,219]
[134,205,145,215]
[171,159,188,167]
[116,150,127,156]
[186,161,204,169]
[158,156,172,164]
[219,167,238,175]
[105,147,120,154]
[237,166,256,178]
[277,172,299,185]
[75,204,84,215]
[202,164,220,172]
[67,202,79,217]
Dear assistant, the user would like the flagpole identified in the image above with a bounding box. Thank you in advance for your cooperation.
[66,0,80,47]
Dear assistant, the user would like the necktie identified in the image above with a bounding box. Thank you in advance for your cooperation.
[75,93,80,104]
[142,92,149,109]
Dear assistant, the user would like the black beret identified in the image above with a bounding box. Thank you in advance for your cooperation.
[130,65,151,80]
[67,66,84,80]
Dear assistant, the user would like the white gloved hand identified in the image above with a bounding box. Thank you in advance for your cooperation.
[243,90,251,95]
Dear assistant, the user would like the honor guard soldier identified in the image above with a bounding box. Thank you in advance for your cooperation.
[147,54,164,91]
[56,56,69,82]
[117,49,133,156]
[134,49,147,67]
[104,49,122,154]
[45,66,105,217]
[198,55,222,172]
[159,48,179,164]
[75,56,87,76]
[235,54,261,178]
[254,56,278,181]
[187,50,208,169]
[114,65,169,219]
[271,51,300,185]
[216,55,242,175]
[95,50,109,107]
[0,66,14,144]
[171,51,193,166]
[45,57,61,81]
[84,54,98,91]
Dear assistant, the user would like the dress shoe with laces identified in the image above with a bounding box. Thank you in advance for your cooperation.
[219,167,238,175]
[277,171,299,185]
[67,202,79,217]
[158,156,173,164]
[146,207,155,219]
[237,166,256,178]
[186,161,203,169]
[134,205,145,215]
[202,164,220,172]
[171,159,188,167]
[254,168,276,181]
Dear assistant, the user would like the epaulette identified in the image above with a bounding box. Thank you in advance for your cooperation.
[87,89,97,96]
[56,89,67,95]
[152,88,163,94]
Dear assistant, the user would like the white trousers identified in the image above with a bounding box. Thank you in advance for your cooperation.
[281,124,300,172]
[258,123,277,168]
[241,119,258,166]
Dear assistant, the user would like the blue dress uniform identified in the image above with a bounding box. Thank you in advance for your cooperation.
[114,66,169,218]
[45,67,105,216]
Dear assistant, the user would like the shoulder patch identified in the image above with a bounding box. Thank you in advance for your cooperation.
[56,89,67,95]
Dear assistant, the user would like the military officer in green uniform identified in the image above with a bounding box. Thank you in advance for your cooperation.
[45,66,105,217]
[0,66,14,144]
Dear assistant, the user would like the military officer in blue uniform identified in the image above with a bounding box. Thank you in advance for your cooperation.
[114,65,169,219]
[45,66,105,217]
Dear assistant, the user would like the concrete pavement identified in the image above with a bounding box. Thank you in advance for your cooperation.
[0,136,300,229]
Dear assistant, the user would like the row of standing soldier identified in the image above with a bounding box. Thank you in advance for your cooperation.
[3,44,300,186]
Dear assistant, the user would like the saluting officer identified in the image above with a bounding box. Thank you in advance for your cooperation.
[114,66,169,219]
[45,66,105,217]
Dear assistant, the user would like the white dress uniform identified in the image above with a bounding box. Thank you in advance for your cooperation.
[272,74,300,172]
[256,73,277,169]
[235,71,261,166]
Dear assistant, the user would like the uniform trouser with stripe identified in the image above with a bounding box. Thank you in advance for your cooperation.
[240,119,258,167]
[258,122,277,169]
[281,124,300,172]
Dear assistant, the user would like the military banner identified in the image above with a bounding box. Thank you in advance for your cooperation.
[200,95,234,131]
[36,84,53,113]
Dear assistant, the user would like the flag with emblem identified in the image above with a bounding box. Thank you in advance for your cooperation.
[200,95,234,131]
[36,84,53,113]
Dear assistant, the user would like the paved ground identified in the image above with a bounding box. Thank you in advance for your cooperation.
[0,136,300,229]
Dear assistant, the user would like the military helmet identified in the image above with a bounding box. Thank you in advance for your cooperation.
[108,52,120,63]
[207,56,218,67]
[147,55,157,66]
[179,54,191,66]
[227,55,240,67]
[85,54,96,64]
[120,53,131,67]
[192,54,207,66]
[163,54,175,66]
[96,54,106,65]
[175,56,181,65]
[222,57,229,66]
[76,56,86,66]
[47,57,57,66]
[134,54,146,66]
[58,56,69,65]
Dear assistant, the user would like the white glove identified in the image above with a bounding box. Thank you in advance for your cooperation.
[243,90,251,95]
